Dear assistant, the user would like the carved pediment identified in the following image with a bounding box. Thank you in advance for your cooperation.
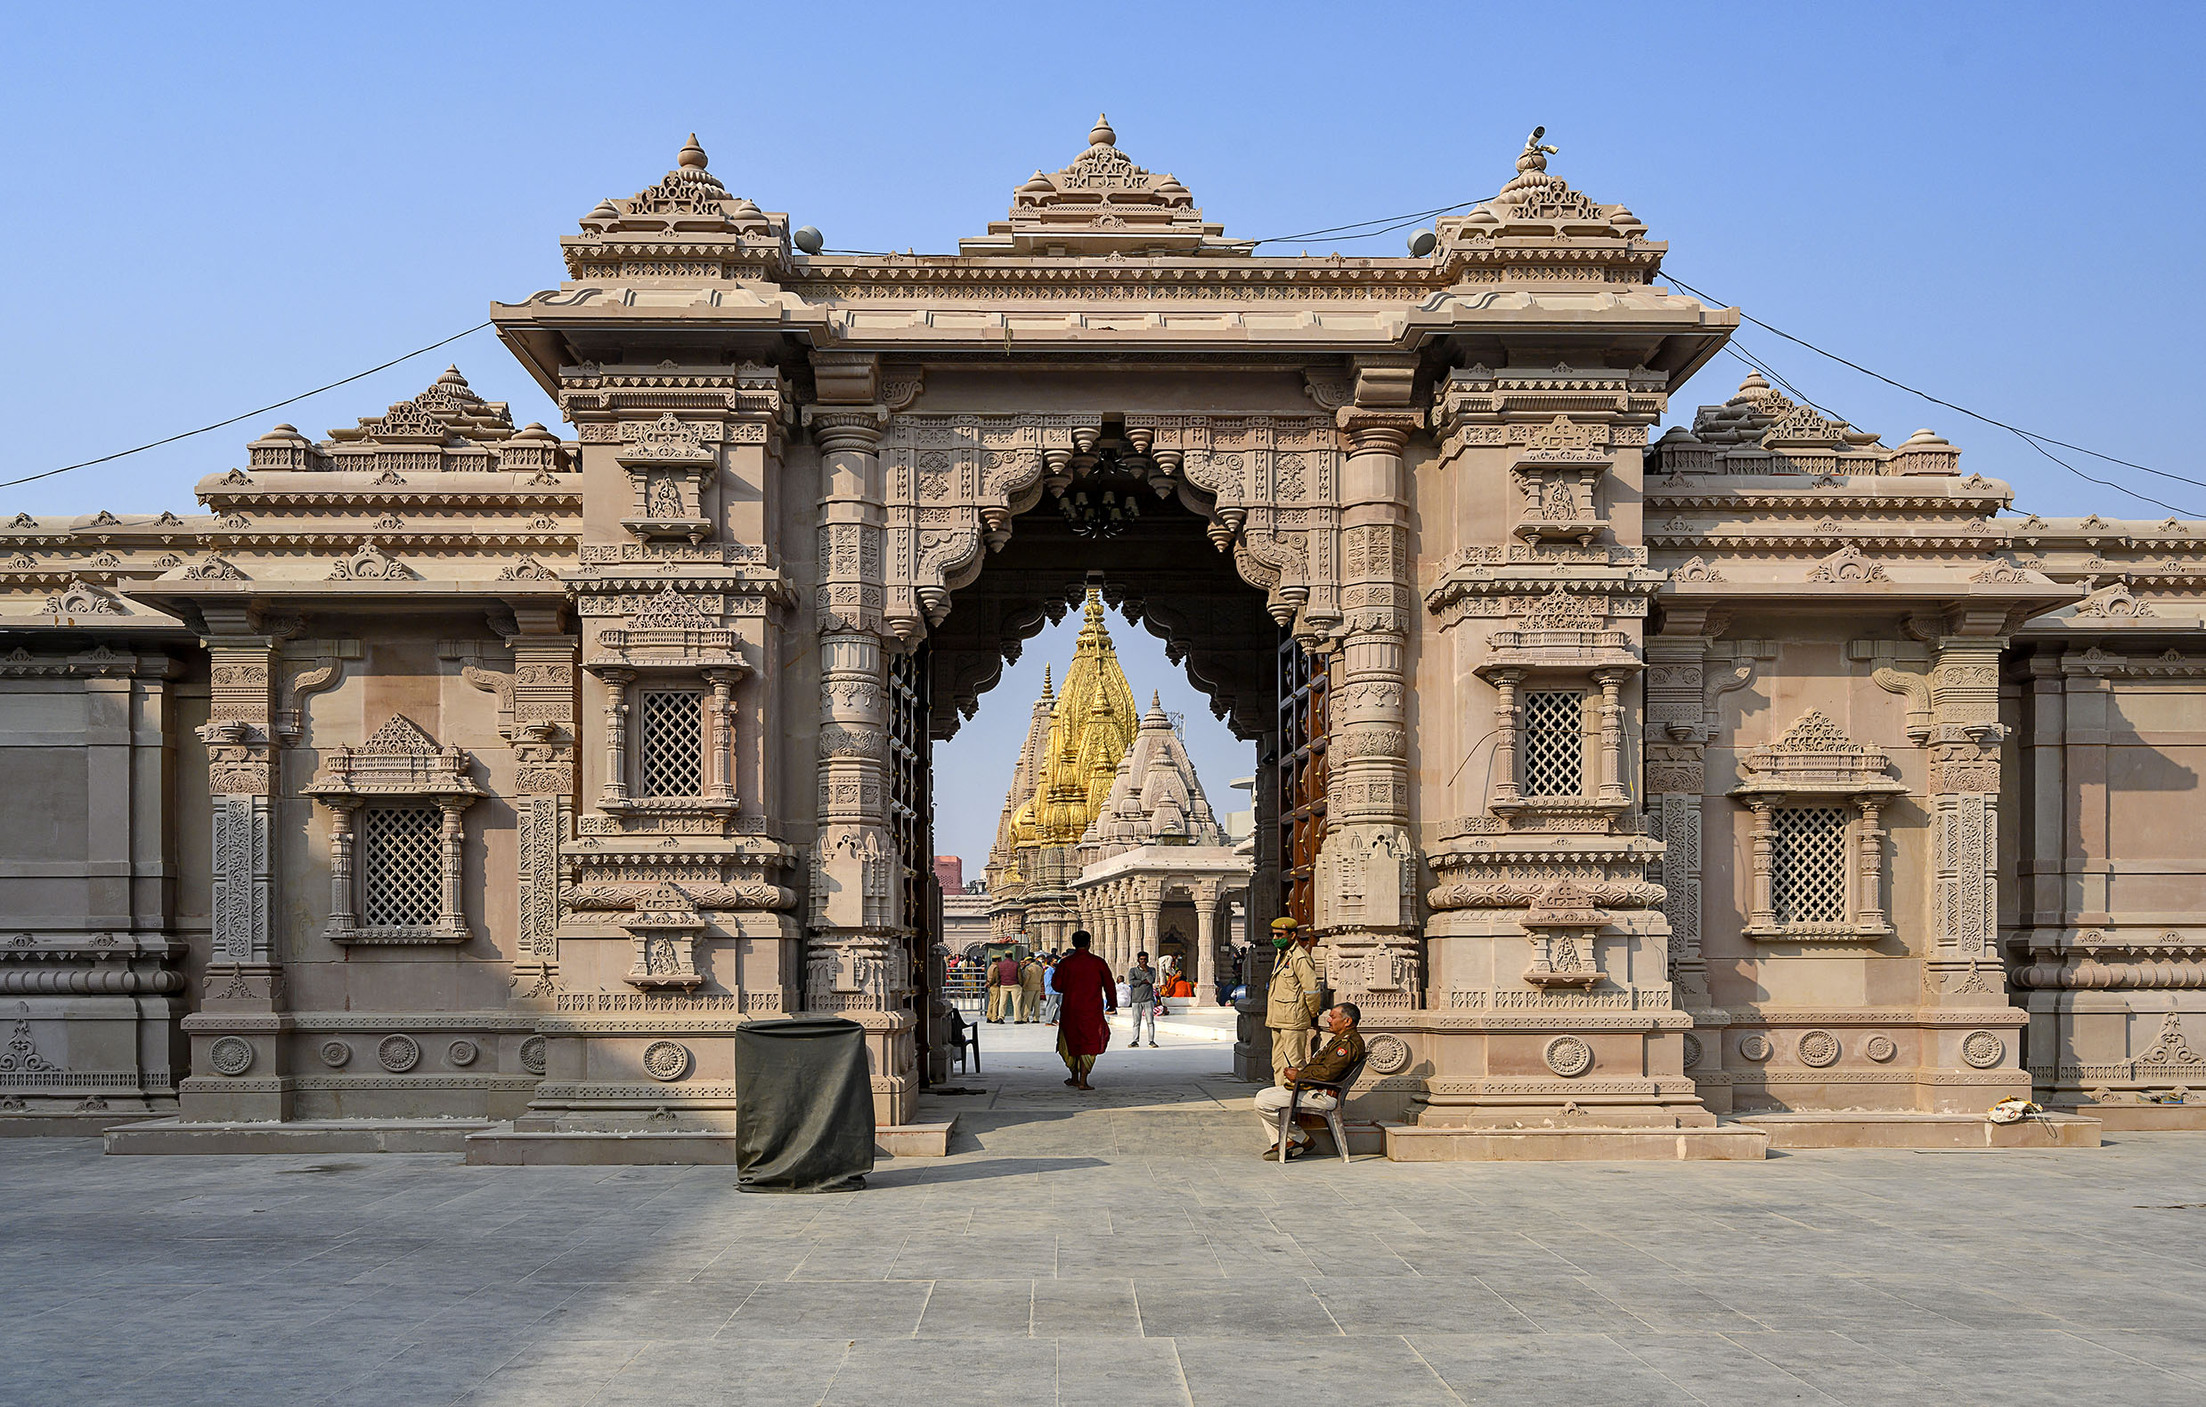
[304,714,483,800]
[591,585,747,673]
[1733,711,1906,797]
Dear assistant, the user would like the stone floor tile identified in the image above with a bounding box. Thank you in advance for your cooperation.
[1409,1331,1700,1406]
[1054,1337,1192,1407]
[821,1337,1057,1406]
[585,1338,855,1407]
[1031,1278,1143,1338]
[889,1234,1061,1281]
[444,1337,647,1406]
[1173,1336,1459,1407]
[1131,1278,1340,1339]
[1612,1331,1843,1405]
[1308,1275,1538,1337]
[1054,1234,1223,1280]
[725,1279,932,1338]
[916,1278,1037,1337]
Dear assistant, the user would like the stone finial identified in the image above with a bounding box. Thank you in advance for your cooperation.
[1088,113,1116,148]
[436,365,468,388]
[679,132,708,170]
[1734,371,1771,398]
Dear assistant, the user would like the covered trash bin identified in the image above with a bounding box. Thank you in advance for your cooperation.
[733,1016,874,1192]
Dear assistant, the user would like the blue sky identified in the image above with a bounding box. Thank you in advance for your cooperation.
[7,2,2201,861]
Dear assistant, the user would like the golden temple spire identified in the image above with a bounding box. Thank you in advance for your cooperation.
[1032,589,1138,848]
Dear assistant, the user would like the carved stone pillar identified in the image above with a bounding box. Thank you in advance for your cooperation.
[1595,666,1630,806]
[1139,886,1161,965]
[1745,798,1779,932]
[596,668,633,808]
[1314,372,1422,1010]
[1194,884,1220,1007]
[183,609,289,1122]
[1489,667,1525,811]
[805,357,913,1123]
[704,666,740,807]
[504,616,576,1006]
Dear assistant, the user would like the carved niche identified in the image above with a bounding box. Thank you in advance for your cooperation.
[616,413,717,543]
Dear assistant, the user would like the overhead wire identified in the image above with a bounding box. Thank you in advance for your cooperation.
[4,201,2188,515]
[1664,272,2206,513]
[1,322,495,492]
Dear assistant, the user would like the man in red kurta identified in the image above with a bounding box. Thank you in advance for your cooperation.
[1052,930,1116,1089]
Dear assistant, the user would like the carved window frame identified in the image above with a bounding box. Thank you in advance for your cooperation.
[594,668,742,815]
[583,586,750,818]
[1730,711,1907,942]
[303,715,482,945]
[1482,663,1636,816]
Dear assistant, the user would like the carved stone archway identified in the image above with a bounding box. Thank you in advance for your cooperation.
[805,357,1424,1119]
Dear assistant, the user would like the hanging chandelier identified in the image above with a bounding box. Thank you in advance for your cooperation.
[1057,439,1152,540]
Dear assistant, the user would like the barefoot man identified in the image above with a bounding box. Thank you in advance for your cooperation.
[1052,930,1116,1090]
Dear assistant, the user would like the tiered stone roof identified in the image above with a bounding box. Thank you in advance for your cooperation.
[561,134,790,281]
[1081,693,1224,857]
[959,115,1238,258]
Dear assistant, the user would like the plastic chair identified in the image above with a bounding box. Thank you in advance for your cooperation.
[946,1010,981,1075]
[1275,1047,1369,1168]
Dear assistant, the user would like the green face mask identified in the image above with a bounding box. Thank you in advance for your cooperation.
[1272,935,1296,950]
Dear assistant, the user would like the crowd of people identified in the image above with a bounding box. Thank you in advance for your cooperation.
[942,917,1368,1159]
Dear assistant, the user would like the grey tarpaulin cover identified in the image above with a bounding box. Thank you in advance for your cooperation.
[734,1017,874,1192]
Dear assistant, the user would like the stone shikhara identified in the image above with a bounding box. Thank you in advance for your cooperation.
[0,121,2195,1156]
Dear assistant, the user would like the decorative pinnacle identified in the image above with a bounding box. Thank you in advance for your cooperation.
[1042,664,1052,696]
[436,365,468,387]
[1088,113,1116,148]
[679,133,708,170]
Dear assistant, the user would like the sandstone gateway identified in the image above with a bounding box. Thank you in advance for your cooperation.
[3,122,2197,1160]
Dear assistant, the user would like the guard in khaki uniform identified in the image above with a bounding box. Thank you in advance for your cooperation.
[1264,917,1323,1084]
[1255,1004,1366,1158]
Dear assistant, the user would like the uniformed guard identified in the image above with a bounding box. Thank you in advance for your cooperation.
[1255,1002,1367,1159]
[1263,917,1323,1085]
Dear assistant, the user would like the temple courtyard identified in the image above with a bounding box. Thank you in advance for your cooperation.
[5,1023,2203,1407]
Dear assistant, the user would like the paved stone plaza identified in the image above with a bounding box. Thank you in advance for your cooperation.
[7,1021,2203,1407]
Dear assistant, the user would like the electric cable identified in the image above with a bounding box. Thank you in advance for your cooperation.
[1,322,495,492]
[8,202,2188,515]
[1666,272,2206,504]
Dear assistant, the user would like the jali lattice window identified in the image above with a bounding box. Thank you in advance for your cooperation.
[639,689,704,798]
[1770,807,1849,926]
[1731,711,1907,942]
[1521,690,1584,798]
[362,804,442,927]
[302,713,482,945]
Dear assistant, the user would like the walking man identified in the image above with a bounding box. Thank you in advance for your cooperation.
[1265,917,1323,1084]
[1126,952,1160,1047]
[1254,1003,1365,1160]
[1017,952,1045,1023]
[1052,931,1116,1090]
[987,949,1021,1023]
[1040,955,1061,1024]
